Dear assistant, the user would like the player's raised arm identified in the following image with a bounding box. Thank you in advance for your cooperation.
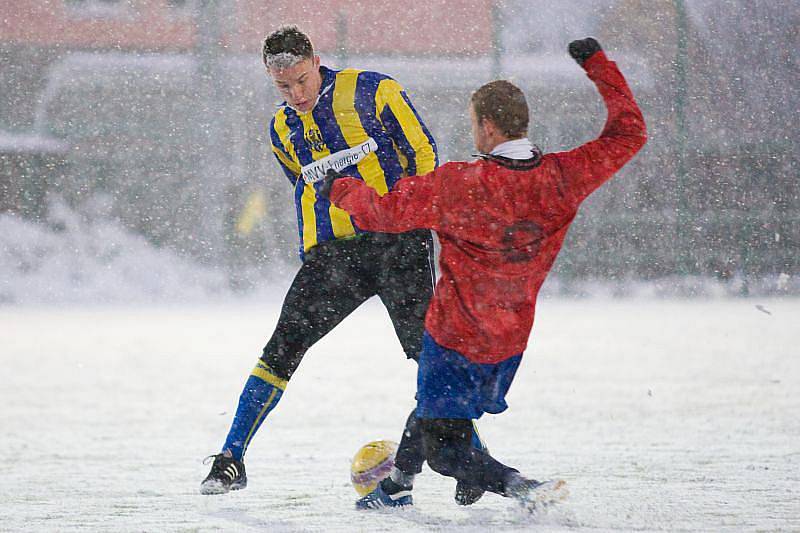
[554,38,647,207]
[375,78,439,177]
[323,168,443,233]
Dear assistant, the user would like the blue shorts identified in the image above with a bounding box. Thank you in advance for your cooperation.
[416,331,522,420]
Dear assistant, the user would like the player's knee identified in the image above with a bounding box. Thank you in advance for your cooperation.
[421,432,454,476]
[260,339,306,381]
[403,409,421,435]
[426,451,456,477]
[420,418,471,477]
[421,418,472,439]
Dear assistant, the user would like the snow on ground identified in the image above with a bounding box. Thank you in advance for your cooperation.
[1,297,798,532]
[0,205,233,306]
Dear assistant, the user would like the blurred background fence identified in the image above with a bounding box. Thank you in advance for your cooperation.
[1,0,797,297]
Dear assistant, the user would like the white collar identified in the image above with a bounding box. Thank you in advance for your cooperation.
[489,138,534,160]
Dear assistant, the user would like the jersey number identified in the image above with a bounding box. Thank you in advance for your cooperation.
[501,221,544,263]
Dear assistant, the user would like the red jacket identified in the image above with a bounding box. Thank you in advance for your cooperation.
[330,52,646,363]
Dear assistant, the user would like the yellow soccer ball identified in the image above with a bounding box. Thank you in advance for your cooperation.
[350,440,398,496]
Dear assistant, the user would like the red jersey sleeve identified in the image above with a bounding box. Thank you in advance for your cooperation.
[329,167,446,233]
[552,51,647,208]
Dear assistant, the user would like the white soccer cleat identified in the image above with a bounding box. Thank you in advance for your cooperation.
[508,478,569,513]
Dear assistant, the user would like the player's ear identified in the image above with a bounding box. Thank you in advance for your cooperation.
[482,117,499,137]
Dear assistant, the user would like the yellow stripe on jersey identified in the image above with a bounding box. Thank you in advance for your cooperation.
[299,112,328,251]
[333,69,389,196]
[296,99,356,239]
[272,145,300,177]
[394,140,409,172]
[272,111,302,176]
[376,78,437,175]
[290,99,356,248]
[300,183,317,250]
[267,66,439,256]
[329,200,356,239]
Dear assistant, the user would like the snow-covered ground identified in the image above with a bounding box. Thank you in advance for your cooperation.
[1,297,798,532]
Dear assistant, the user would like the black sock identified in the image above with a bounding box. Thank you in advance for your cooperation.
[380,476,411,495]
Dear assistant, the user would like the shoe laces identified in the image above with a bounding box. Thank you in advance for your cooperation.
[203,449,235,465]
[203,453,224,466]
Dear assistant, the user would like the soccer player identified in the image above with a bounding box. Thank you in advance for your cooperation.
[325,38,647,510]
[201,26,492,504]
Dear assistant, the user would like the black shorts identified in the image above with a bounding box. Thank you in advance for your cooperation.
[261,230,435,381]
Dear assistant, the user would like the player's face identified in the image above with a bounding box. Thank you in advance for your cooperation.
[269,56,322,113]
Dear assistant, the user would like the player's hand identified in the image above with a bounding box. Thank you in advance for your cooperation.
[319,168,345,200]
[568,37,602,66]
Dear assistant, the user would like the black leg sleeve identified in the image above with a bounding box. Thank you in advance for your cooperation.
[421,418,518,496]
[377,230,435,361]
[392,408,426,476]
[261,240,374,380]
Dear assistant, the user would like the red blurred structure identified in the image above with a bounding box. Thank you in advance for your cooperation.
[1,0,493,55]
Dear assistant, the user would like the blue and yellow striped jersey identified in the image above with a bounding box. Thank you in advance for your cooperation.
[269,65,438,258]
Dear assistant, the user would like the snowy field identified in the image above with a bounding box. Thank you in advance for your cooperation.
[1,297,798,532]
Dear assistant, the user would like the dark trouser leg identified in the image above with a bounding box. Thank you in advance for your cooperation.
[261,241,374,380]
[376,231,492,488]
[376,230,435,362]
[393,409,425,476]
[420,418,518,496]
[222,241,373,460]
[374,231,434,480]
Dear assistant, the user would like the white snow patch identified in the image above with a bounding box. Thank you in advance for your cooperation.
[1,298,798,531]
[0,199,230,305]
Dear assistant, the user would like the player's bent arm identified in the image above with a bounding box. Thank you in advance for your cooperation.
[554,51,647,207]
[271,146,302,185]
[269,117,302,185]
[376,78,438,176]
[330,170,442,233]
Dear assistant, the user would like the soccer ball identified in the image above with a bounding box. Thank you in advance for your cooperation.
[350,440,398,496]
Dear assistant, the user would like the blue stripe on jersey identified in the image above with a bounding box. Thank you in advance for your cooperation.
[269,117,298,185]
[293,179,306,259]
[401,91,440,169]
[282,107,314,259]
[284,106,322,257]
[379,103,418,180]
[310,78,367,241]
[312,87,348,154]
[283,108,315,167]
[311,181,335,243]
[311,79,367,183]
[353,72,405,188]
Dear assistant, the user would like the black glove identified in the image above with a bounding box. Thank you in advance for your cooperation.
[319,168,345,200]
[568,37,602,66]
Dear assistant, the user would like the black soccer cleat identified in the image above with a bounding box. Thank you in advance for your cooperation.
[355,481,413,510]
[200,452,247,495]
[455,422,488,505]
[455,480,485,506]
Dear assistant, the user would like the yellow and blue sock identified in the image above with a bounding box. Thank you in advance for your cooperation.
[222,360,287,461]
